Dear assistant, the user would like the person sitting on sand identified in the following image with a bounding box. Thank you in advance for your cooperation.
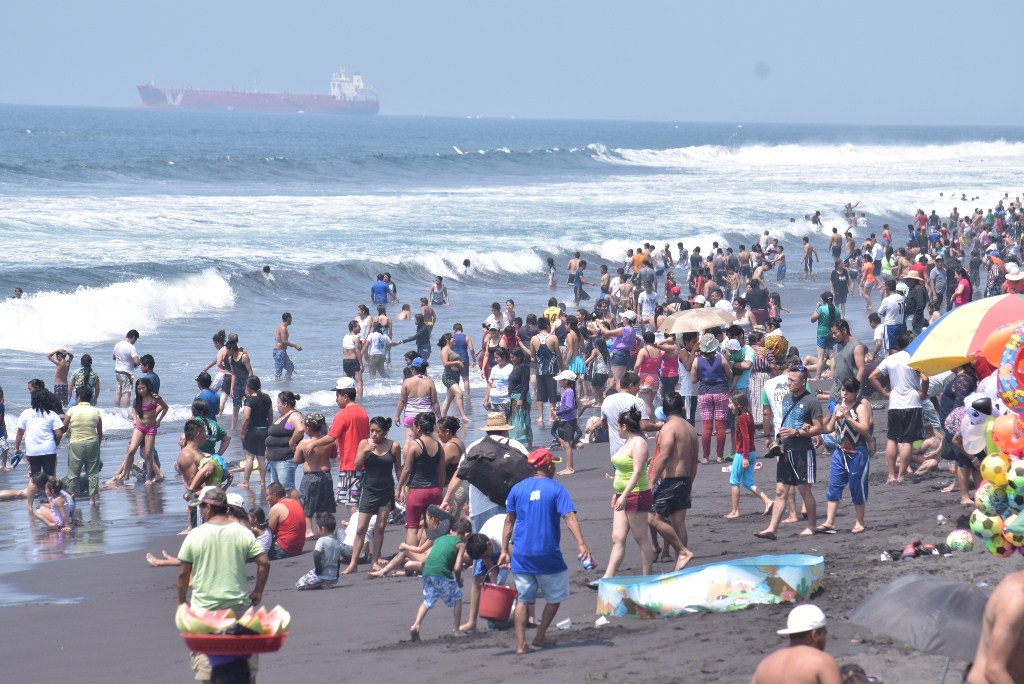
[750,604,841,684]
[34,477,76,531]
[267,482,306,560]
[295,513,342,591]
[368,504,455,578]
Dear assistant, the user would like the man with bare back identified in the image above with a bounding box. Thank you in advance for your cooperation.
[273,312,302,381]
[966,570,1024,683]
[648,393,697,569]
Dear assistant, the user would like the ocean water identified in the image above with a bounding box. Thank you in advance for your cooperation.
[2,104,1024,576]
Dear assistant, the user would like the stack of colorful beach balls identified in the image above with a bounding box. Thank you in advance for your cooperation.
[967,413,1024,557]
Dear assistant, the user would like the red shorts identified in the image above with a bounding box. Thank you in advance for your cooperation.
[622,489,653,512]
[404,486,442,529]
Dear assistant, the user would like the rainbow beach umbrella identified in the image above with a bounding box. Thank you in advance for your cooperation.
[906,294,1024,376]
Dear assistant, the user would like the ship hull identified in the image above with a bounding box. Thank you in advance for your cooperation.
[137,85,379,115]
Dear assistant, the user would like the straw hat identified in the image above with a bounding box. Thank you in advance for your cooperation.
[903,270,924,281]
[480,411,514,431]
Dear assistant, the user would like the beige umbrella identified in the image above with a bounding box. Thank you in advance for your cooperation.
[657,308,734,334]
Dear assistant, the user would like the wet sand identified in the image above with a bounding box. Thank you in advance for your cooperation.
[0,389,1009,683]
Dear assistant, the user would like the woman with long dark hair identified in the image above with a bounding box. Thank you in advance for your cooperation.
[240,376,273,489]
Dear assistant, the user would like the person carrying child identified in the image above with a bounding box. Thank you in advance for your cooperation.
[551,370,579,475]
[723,391,773,519]
[409,516,471,641]
[296,512,342,590]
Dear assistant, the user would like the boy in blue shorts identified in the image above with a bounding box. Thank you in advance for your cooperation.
[409,517,471,641]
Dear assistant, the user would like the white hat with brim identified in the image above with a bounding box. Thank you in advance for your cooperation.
[698,333,718,354]
[777,604,827,635]
[333,377,357,391]
[620,310,637,321]
[1007,263,1024,281]
[554,370,577,382]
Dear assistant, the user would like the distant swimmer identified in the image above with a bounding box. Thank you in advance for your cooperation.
[262,265,274,281]
[273,313,302,381]
[12,288,23,298]
[461,259,471,275]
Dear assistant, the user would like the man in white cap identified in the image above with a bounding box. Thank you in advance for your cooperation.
[308,377,369,515]
[750,604,841,684]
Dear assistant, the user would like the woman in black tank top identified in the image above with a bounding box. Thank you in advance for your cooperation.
[395,413,445,548]
[347,416,402,573]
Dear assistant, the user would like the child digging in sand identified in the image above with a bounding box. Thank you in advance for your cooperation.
[409,517,470,641]
[724,391,773,519]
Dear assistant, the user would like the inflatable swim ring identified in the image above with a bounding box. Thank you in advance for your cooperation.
[999,323,1024,415]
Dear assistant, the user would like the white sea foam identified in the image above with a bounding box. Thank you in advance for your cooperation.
[0,269,234,353]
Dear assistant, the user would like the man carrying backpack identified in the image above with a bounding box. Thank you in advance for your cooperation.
[441,411,530,533]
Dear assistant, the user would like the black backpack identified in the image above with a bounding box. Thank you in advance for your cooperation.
[457,436,533,506]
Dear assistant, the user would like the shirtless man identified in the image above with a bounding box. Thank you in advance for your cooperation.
[273,313,303,381]
[419,297,437,327]
[750,604,841,684]
[566,251,581,285]
[966,570,1024,683]
[47,349,74,409]
[648,393,697,569]
[293,413,337,537]
[175,420,205,534]
[428,276,449,307]
[828,228,843,262]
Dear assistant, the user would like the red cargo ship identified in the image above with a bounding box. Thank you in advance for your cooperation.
[137,68,379,115]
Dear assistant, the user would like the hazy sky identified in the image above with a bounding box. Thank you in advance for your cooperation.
[2,1,1021,124]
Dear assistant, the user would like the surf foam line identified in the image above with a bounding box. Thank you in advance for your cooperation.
[0,269,234,353]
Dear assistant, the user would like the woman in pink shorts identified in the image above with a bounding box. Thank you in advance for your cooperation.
[395,413,445,549]
[689,333,733,464]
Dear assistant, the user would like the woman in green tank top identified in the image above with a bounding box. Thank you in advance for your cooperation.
[602,406,654,580]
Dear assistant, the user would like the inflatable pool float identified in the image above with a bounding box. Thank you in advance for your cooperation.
[596,554,824,618]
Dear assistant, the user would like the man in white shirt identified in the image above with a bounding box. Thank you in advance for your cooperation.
[601,371,663,456]
[637,283,659,333]
[441,414,527,533]
[868,330,928,484]
[112,329,141,407]
[876,280,904,356]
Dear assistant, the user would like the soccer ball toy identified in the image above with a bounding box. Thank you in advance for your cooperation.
[971,509,1005,540]
[976,482,1010,517]
[981,454,1010,487]
[946,529,975,552]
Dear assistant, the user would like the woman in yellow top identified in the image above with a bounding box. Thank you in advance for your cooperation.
[602,406,654,579]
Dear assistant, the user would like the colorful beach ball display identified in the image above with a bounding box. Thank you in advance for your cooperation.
[946,529,975,552]
[988,535,1016,558]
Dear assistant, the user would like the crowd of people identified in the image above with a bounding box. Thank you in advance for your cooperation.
[7,195,1024,681]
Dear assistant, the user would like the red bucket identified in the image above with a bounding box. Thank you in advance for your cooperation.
[478,568,516,622]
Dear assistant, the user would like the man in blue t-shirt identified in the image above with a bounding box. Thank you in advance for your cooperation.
[500,448,592,655]
[370,274,390,305]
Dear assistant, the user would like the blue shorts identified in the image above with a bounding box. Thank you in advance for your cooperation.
[826,446,870,505]
[422,576,462,609]
[816,335,836,351]
[610,351,630,368]
[273,349,294,377]
[776,265,787,280]
[883,325,903,353]
[729,452,758,489]
[514,569,570,605]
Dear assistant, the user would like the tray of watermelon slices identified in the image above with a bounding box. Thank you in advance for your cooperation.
[176,604,291,655]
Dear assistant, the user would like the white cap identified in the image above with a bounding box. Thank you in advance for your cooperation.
[620,310,637,321]
[777,604,827,635]
[226,492,245,507]
[692,295,707,305]
[554,370,577,382]
[333,377,357,391]
[725,339,742,352]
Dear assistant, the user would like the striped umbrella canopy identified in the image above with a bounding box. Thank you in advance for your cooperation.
[906,294,1024,376]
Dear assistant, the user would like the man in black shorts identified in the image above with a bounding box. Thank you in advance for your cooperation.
[648,394,696,570]
[868,330,927,483]
[756,365,823,540]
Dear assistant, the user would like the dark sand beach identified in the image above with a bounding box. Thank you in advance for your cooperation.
[0,389,1008,683]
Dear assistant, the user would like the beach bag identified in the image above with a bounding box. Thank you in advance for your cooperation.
[457,436,533,506]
